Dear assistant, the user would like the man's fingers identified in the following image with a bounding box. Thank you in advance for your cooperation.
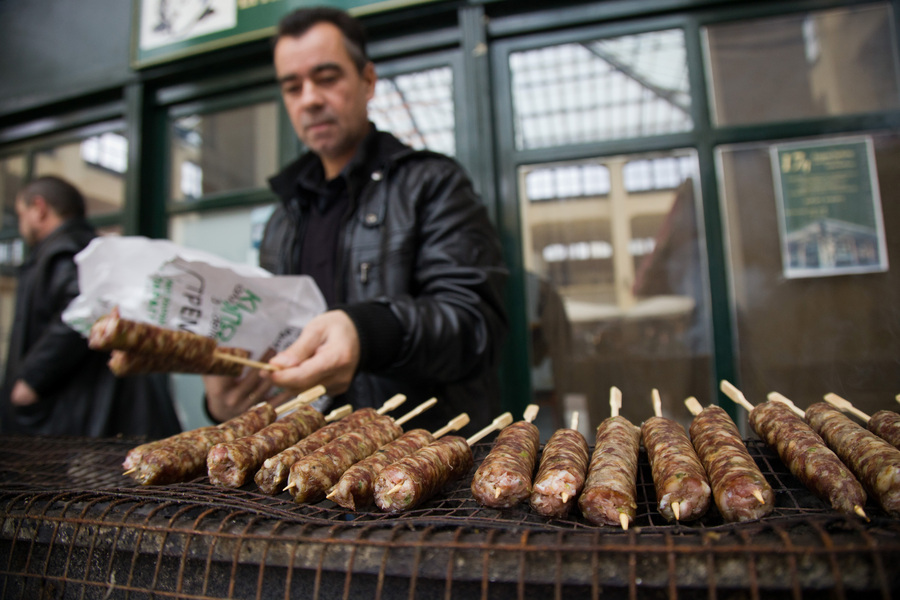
[270,361,320,393]
[270,319,330,369]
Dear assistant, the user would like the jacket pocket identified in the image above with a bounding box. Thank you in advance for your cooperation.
[348,233,415,299]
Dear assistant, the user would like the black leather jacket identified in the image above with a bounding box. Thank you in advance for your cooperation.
[261,128,508,432]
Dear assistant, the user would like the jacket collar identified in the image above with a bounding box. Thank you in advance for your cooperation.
[22,217,97,266]
[268,124,414,207]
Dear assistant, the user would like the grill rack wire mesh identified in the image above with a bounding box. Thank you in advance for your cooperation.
[0,434,898,599]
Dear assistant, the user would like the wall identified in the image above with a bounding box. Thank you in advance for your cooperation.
[0,0,133,117]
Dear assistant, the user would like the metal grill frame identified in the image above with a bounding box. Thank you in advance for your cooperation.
[1,435,898,599]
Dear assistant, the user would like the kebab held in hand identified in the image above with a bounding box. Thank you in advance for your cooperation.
[328,413,471,511]
[90,307,276,375]
[823,393,900,450]
[285,398,438,504]
[642,389,711,522]
[684,396,774,522]
[530,410,590,519]
[471,404,542,508]
[374,412,514,513]
[578,386,641,530]
[769,392,900,519]
[720,381,868,519]
[254,394,407,495]
[124,385,327,485]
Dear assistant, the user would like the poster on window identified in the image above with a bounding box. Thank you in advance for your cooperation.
[132,0,445,68]
[771,137,888,279]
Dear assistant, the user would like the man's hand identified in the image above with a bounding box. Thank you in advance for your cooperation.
[268,310,360,395]
[203,349,294,422]
[10,380,38,406]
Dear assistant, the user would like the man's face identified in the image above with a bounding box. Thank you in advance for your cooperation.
[14,195,40,247]
[275,22,376,177]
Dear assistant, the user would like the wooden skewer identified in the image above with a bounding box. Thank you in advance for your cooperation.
[376,394,407,415]
[334,413,471,503]
[324,404,352,422]
[466,412,513,445]
[383,413,514,500]
[394,398,438,427]
[688,394,765,505]
[569,411,579,432]
[432,413,470,438]
[721,383,868,519]
[274,384,327,415]
[651,389,679,520]
[610,386,622,418]
[213,351,280,371]
[285,396,406,493]
[767,392,805,418]
[608,391,630,532]
[286,397,415,493]
[523,404,540,423]
[266,405,351,475]
[824,393,871,423]
[651,388,663,418]
[771,393,868,519]
[683,396,703,417]
[282,405,352,492]
[720,380,755,413]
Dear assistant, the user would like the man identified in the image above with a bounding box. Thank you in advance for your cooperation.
[0,176,181,437]
[204,7,508,433]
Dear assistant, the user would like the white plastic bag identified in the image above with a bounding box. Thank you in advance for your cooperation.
[63,236,326,359]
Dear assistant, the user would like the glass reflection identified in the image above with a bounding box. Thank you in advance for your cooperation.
[0,155,26,235]
[717,133,900,419]
[370,66,456,157]
[509,29,692,150]
[704,4,900,126]
[520,150,710,433]
[170,101,278,201]
[33,131,127,217]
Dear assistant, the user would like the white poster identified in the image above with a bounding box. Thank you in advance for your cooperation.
[140,0,238,51]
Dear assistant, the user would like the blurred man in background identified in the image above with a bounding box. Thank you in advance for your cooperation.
[0,175,181,437]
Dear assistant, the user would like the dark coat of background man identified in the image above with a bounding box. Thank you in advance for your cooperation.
[203,7,508,433]
[0,175,181,438]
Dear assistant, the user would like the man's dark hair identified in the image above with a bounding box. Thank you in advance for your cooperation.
[21,175,86,220]
[274,7,369,73]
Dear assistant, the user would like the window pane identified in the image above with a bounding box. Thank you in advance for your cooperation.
[704,4,900,126]
[519,151,710,432]
[526,164,610,201]
[370,66,456,157]
[509,29,692,150]
[0,274,16,375]
[0,155,27,236]
[716,132,900,417]
[32,130,127,217]
[170,101,278,202]
[168,204,275,267]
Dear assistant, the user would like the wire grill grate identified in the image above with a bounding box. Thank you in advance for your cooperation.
[0,434,898,599]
